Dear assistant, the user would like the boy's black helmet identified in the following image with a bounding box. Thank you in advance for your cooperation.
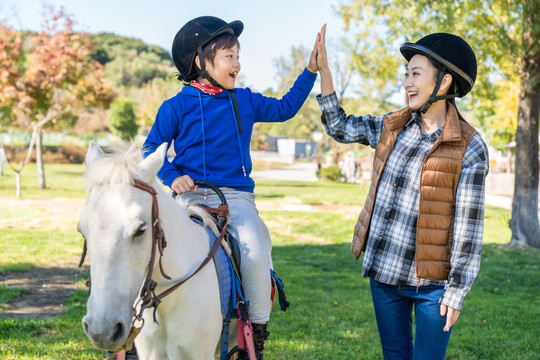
[172,16,243,82]
[400,33,477,97]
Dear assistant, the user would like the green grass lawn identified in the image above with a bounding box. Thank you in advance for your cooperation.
[0,163,86,200]
[0,163,539,359]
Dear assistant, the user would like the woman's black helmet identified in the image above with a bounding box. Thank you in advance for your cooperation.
[172,16,243,82]
[400,33,477,98]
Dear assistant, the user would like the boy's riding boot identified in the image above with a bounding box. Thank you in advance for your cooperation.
[252,323,270,360]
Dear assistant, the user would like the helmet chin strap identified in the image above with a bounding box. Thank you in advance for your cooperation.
[196,47,243,133]
[419,72,458,114]
[197,47,224,88]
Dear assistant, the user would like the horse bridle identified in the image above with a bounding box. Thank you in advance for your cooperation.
[79,179,229,358]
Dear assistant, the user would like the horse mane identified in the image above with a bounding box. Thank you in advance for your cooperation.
[85,143,219,236]
[85,143,144,188]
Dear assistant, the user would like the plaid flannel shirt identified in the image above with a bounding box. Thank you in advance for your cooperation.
[318,92,489,310]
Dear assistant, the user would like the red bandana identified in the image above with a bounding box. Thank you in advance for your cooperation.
[190,81,225,95]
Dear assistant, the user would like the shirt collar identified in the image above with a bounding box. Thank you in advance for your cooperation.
[405,111,422,128]
[405,111,444,141]
[406,102,463,143]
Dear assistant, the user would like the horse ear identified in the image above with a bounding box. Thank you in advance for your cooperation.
[140,143,167,184]
[85,141,104,168]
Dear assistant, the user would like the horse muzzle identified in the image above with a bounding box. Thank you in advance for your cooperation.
[82,314,130,349]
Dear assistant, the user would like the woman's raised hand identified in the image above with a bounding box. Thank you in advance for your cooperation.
[316,24,329,73]
[316,24,335,96]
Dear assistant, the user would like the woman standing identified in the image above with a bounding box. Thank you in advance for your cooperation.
[314,25,489,359]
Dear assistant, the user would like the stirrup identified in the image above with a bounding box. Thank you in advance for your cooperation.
[225,346,249,360]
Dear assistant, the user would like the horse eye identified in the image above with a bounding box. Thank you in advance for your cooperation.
[133,224,147,238]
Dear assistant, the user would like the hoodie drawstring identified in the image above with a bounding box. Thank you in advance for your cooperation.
[227,91,247,177]
[197,93,208,198]
[197,91,247,191]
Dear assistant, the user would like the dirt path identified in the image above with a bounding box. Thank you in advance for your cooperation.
[1,197,87,319]
[0,265,88,319]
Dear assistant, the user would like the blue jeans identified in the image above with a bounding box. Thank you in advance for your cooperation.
[369,278,452,360]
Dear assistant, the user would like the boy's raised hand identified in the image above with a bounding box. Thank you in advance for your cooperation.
[307,30,320,73]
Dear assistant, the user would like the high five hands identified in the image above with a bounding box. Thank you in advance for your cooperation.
[307,24,335,96]
[308,24,328,73]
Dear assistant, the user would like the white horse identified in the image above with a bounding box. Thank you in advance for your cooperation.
[78,142,223,359]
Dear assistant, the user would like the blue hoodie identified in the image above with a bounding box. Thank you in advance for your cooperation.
[143,67,316,192]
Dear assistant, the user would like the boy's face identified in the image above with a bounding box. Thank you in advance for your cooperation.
[403,54,437,110]
[204,44,240,90]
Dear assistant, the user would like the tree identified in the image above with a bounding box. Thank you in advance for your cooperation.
[108,98,138,141]
[338,0,540,247]
[273,46,311,94]
[0,110,57,197]
[509,0,540,247]
[132,77,179,130]
[0,23,25,126]
[23,6,103,189]
[0,6,113,195]
[254,46,324,140]
[0,145,6,176]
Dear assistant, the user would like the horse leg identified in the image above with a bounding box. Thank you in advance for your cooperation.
[166,327,221,360]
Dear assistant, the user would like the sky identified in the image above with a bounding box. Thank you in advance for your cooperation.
[0,0,349,92]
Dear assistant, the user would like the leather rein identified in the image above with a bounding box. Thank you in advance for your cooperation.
[79,179,229,357]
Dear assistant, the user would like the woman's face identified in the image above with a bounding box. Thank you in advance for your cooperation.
[403,54,437,110]
[204,44,241,90]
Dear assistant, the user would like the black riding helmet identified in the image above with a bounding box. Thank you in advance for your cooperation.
[172,16,243,83]
[400,33,477,113]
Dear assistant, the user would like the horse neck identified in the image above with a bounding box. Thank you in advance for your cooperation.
[153,182,211,280]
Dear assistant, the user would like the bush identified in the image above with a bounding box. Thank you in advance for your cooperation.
[317,165,341,181]
[108,98,138,141]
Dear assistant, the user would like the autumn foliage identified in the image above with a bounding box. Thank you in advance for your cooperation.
[0,5,114,194]
[1,5,113,126]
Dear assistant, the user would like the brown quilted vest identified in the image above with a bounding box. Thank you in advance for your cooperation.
[351,103,478,281]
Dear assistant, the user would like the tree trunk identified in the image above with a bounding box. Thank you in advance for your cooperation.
[0,147,5,176]
[36,127,46,189]
[509,0,540,248]
[15,171,21,198]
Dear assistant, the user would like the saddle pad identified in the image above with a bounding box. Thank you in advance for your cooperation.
[191,218,232,318]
